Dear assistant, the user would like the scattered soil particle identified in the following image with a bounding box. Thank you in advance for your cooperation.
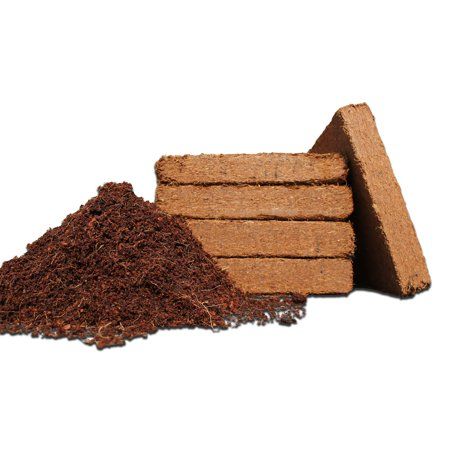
[0,182,306,349]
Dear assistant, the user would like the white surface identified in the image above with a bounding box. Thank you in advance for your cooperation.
[0,1,448,449]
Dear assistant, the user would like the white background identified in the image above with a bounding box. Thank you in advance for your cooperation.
[0,1,448,449]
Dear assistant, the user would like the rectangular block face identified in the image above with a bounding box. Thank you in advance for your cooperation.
[156,185,353,220]
[156,153,348,185]
[187,220,355,257]
[310,103,431,296]
[216,258,353,294]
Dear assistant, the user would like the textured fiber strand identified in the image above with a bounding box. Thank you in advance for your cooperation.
[0,183,306,349]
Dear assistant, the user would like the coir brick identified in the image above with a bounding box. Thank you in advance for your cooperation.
[216,258,353,295]
[310,103,430,296]
[156,185,353,220]
[156,153,348,185]
[187,219,354,257]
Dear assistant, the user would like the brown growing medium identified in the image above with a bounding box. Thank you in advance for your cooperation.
[156,153,348,185]
[0,183,306,349]
[156,184,353,220]
[310,103,430,296]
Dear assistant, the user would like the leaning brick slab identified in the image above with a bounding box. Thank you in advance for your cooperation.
[216,258,353,294]
[310,103,430,297]
[156,185,353,220]
[156,153,348,185]
[187,220,355,257]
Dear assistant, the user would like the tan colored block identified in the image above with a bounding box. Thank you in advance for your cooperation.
[310,103,430,296]
[156,153,348,185]
[187,220,354,257]
[216,258,353,294]
[156,185,353,220]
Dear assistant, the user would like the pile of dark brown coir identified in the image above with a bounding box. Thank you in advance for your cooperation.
[0,183,305,348]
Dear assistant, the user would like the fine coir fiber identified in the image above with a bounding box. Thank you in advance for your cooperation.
[0,182,305,348]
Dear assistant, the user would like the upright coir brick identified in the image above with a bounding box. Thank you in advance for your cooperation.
[310,103,430,297]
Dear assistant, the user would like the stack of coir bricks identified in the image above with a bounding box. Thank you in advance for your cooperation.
[154,103,431,298]
[155,153,355,295]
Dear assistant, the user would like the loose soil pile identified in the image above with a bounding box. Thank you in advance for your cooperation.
[0,182,305,348]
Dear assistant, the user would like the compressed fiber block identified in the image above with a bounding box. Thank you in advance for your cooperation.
[187,220,355,257]
[216,258,353,295]
[156,185,353,220]
[156,153,348,185]
[310,103,430,297]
